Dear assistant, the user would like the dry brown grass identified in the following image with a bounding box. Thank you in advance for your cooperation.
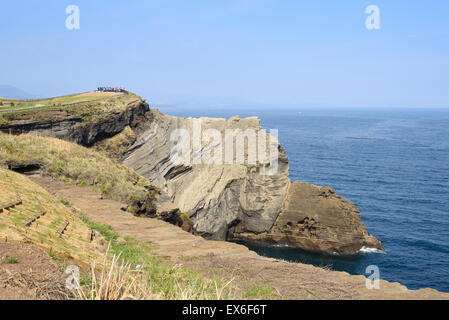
[76,247,158,300]
[0,168,104,266]
[75,244,236,300]
[0,91,141,118]
[0,170,237,300]
[0,133,153,206]
[1,269,73,300]
[180,254,361,300]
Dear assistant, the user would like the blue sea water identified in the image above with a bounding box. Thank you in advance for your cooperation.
[157,105,449,292]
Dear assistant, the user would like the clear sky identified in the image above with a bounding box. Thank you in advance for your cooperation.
[1,0,448,108]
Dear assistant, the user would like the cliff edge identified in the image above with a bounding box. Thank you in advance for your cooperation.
[1,92,383,255]
[122,108,383,255]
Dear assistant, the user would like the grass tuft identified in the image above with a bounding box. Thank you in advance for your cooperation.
[244,283,277,299]
[5,256,19,264]
[60,199,72,207]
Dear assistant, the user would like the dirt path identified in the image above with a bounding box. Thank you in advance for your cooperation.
[29,176,257,260]
[30,175,449,300]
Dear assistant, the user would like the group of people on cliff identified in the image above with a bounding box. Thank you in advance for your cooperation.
[97,87,125,93]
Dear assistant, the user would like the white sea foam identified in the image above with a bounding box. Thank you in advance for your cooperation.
[272,244,290,248]
[359,246,386,254]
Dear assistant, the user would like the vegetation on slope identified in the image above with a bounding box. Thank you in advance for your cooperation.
[0,168,103,265]
[0,169,237,299]
[78,214,236,300]
[0,133,157,214]
[0,91,142,125]
[94,125,137,160]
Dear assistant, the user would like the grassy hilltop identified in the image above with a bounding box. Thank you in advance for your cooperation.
[0,91,142,125]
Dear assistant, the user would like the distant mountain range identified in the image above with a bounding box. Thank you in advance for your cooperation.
[0,85,36,99]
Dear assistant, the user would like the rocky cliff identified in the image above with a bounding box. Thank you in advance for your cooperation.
[1,92,384,255]
[0,95,149,147]
[122,109,384,255]
[231,181,383,254]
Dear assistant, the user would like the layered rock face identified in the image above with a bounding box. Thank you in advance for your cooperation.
[123,110,290,240]
[3,93,383,255]
[0,100,148,147]
[123,109,384,255]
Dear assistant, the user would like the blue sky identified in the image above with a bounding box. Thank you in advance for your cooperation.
[1,0,448,108]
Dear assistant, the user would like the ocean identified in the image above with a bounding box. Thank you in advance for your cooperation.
[157,105,449,292]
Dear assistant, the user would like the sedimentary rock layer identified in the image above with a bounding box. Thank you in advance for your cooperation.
[0,100,148,147]
[123,109,384,254]
[123,110,290,240]
[231,181,384,255]
[2,94,383,255]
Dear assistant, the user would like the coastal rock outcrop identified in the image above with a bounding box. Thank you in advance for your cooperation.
[2,92,383,255]
[122,109,384,255]
[0,100,149,147]
[123,110,291,240]
[230,180,384,255]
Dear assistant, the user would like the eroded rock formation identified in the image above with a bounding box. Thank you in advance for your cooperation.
[2,94,383,255]
[123,111,290,240]
[0,100,149,147]
[231,181,384,255]
[122,109,384,255]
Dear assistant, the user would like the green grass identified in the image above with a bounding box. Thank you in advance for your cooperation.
[5,256,19,264]
[244,283,277,299]
[79,213,236,300]
[79,213,279,300]
[60,199,72,207]
[0,91,139,113]
[304,288,322,300]
[0,168,106,274]
[48,248,60,262]
[0,114,8,126]
[0,91,142,126]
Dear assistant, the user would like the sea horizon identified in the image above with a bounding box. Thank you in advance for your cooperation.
[158,105,449,292]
